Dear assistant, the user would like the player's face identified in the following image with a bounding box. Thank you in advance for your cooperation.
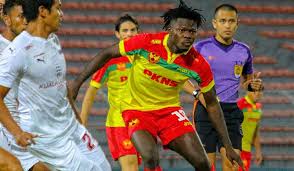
[213,9,238,41]
[45,0,63,32]
[169,18,197,52]
[4,5,27,35]
[115,21,138,40]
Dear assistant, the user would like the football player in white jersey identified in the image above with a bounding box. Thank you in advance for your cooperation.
[0,0,50,170]
[0,0,111,170]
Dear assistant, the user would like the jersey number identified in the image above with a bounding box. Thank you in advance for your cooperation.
[82,132,96,151]
[171,110,189,121]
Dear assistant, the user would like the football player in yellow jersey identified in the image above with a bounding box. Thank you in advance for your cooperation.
[237,89,263,171]
[71,1,244,170]
[81,14,140,171]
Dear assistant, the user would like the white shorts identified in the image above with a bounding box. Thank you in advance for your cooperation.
[2,124,40,171]
[71,123,111,171]
[28,136,102,171]
[10,142,40,171]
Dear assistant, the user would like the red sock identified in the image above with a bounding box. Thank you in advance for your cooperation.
[211,164,216,171]
[144,166,163,171]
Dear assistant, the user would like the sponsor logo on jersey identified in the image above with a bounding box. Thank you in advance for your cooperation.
[151,39,162,45]
[25,44,33,50]
[143,69,178,87]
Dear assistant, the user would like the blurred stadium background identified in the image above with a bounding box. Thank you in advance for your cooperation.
[7,0,294,170]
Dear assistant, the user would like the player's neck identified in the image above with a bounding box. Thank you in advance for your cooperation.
[215,34,233,45]
[167,38,187,54]
[26,21,52,39]
[2,28,17,41]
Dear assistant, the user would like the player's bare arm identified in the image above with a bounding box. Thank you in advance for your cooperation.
[253,125,263,165]
[71,44,121,100]
[0,85,36,147]
[202,86,244,168]
[80,86,99,125]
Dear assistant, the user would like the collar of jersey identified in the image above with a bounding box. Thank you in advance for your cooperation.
[23,31,48,43]
[0,34,11,44]
[163,34,192,64]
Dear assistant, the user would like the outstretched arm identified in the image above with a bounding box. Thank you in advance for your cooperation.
[70,43,121,100]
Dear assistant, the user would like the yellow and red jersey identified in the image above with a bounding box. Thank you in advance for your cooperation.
[119,32,215,111]
[90,56,132,127]
[238,95,262,152]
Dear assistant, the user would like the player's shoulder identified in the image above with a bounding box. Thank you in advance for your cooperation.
[10,31,33,52]
[106,56,130,65]
[194,37,213,50]
[233,39,251,51]
[185,47,210,69]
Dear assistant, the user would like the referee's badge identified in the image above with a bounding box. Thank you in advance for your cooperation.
[234,63,243,78]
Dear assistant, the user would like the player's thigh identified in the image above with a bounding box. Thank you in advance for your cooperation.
[118,154,139,171]
[0,147,22,171]
[106,127,139,161]
[167,132,209,163]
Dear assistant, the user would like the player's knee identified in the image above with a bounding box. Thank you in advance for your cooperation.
[141,149,159,168]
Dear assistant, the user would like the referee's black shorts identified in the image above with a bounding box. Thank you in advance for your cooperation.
[194,102,244,153]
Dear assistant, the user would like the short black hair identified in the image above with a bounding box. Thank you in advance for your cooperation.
[161,0,205,30]
[115,14,139,32]
[214,4,238,18]
[22,0,54,22]
[3,0,23,15]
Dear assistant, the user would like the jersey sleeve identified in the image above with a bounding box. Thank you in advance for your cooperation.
[197,56,215,93]
[90,64,109,89]
[119,33,150,58]
[242,49,254,75]
[0,45,25,88]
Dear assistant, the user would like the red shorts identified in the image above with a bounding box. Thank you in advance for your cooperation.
[106,127,140,162]
[239,151,252,171]
[122,107,195,146]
